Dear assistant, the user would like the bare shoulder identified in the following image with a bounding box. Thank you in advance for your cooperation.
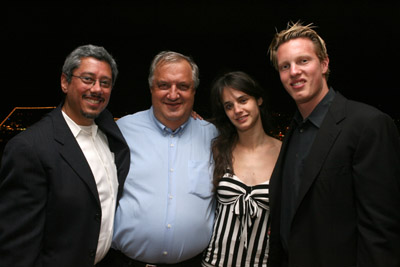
[267,135,282,150]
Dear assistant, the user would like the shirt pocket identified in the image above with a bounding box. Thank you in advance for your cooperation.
[187,160,214,198]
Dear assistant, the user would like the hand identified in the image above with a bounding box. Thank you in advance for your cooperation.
[191,110,203,120]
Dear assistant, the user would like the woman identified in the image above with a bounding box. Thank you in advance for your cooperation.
[202,71,281,267]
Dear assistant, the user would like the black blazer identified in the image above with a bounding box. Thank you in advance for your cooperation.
[268,92,400,267]
[0,106,130,267]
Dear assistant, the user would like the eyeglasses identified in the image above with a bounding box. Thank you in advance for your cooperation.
[71,75,112,89]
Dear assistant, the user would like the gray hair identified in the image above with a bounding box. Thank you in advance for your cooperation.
[148,51,200,89]
[62,44,118,87]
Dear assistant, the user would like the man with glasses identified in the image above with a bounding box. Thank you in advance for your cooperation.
[0,44,130,267]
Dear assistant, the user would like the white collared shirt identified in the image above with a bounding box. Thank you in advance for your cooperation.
[62,111,118,264]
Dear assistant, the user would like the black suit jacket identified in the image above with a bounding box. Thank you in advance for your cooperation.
[268,92,400,267]
[0,106,130,267]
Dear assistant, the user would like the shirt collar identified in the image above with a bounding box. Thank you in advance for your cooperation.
[149,106,190,136]
[294,88,336,128]
[62,110,98,138]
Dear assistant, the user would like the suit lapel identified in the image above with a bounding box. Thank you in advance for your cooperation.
[292,93,347,215]
[95,109,130,201]
[270,120,295,211]
[51,107,101,206]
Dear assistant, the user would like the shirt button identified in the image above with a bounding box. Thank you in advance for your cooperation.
[169,195,173,199]
[170,143,174,147]
[170,168,174,172]
[299,128,304,133]
[163,251,168,256]
[167,224,172,228]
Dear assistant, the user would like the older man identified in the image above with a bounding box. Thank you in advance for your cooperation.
[103,51,218,267]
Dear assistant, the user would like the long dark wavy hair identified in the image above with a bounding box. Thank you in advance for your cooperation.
[210,71,273,189]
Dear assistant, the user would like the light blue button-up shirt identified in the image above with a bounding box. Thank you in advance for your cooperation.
[112,107,218,264]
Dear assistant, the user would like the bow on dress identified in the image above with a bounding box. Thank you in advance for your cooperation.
[218,174,269,249]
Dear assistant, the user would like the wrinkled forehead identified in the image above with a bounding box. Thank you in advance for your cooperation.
[154,60,193,81]
[156,58,191,71]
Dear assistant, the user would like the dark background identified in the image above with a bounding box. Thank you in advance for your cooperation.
[4,1,399,121]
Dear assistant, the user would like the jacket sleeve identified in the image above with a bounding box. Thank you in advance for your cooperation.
[0,135,47,266]
[267,217,284,267]
[353,112,400,267]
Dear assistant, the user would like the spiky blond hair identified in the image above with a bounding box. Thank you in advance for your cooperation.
[268,21,330,80]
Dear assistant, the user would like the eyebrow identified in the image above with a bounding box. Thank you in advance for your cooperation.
[79,72,112,80]
[223,94,248,105]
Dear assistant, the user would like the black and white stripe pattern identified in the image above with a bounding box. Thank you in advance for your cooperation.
[203,173,270,267]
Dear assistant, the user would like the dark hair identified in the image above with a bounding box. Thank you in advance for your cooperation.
[210,71,273,189]
[62,44,118,87]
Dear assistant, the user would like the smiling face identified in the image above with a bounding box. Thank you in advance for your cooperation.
[150,60,196,130]
[222,86,263,133]
[61,57,112,126]
[276,37,329,117]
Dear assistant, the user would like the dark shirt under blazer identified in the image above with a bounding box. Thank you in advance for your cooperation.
[268,90,400,267]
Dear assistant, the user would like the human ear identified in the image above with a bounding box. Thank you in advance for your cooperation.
[321,57,329,75]
[61,74,68,93]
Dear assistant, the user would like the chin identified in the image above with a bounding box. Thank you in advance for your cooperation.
[166,110,186,119]
[81,110,101,120]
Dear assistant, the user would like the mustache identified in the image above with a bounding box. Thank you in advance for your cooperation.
[83,93,105,102]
